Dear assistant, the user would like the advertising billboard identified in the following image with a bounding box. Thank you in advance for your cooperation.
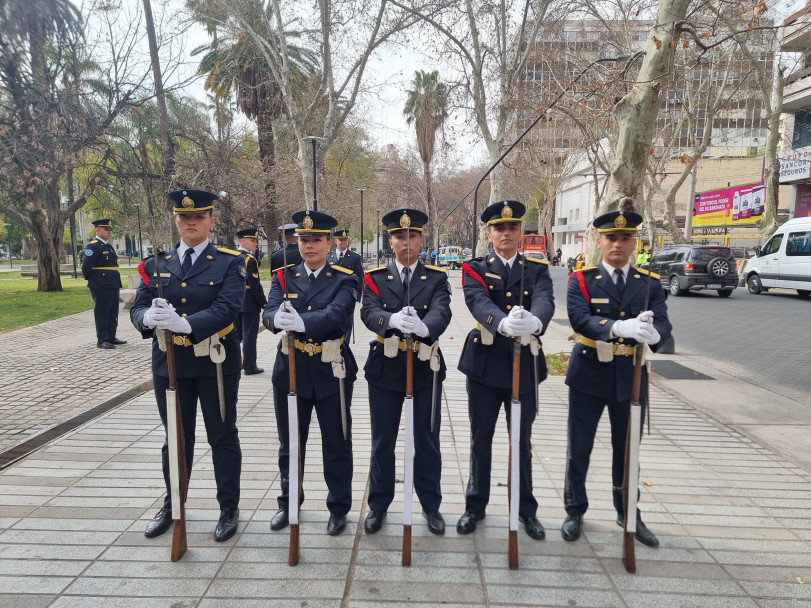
[795,183,811,218]
[693,182,765,227]
[779,146,811,183]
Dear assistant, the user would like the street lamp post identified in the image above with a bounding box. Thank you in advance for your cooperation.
[376,209,381,265]
[358,188,366,264]
[470,54,631,254]
[135,203,144,258]
[304,136,325,211]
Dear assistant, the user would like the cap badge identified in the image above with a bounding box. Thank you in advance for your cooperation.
[501,204,513,219]
[614,213,627,228]
[400,212,411,228]
[303,215,314,229]
[182,196,194,209]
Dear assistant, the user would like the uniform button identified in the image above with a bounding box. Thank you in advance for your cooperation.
[620,311,626,317]
[423,305,428,309]
[474,337,478,343]
[181,298,187,303]
[618,338,624,343]
[307,306,312,311]
[182,313,188,318]
[582,349,587,354]
[506,305,512,310]
[506,291,511,297]
[209,281,214,285]
[596,308,601,312]
[524,291,529,295]
[489,285,493,290]
[181,282,187,287]
[383,304,387,308]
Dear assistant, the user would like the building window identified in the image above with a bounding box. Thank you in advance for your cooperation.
[793,111,811,149]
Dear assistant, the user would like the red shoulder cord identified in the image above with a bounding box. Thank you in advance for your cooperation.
[364,272,380,297]
[566,270,591,303]
[461,262,487,290]
[274,268,286,294]
[137,258,151,290]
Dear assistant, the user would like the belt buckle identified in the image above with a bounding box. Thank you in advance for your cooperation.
[616,344,632,356]
[172,335,185,347]
[304,343,317,356]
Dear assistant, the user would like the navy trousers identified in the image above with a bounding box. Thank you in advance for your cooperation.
[91,288,119,344]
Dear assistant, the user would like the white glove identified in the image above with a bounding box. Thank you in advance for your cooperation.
[274,301,305,333]
[401,306,429,338]
[633,322,661,345]
[388,309,408,332]
[507,305,527,319]
[142,305,173,329]
[501,314,541,337]
[152,298,175,312]
[154,311,192,334]
[612,317,643,339]
[613,312,660,344]
[636,310,654,324]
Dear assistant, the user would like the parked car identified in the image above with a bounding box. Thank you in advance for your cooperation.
[742,216,811,298]
[436,246,467,269]
[646,244,738,297]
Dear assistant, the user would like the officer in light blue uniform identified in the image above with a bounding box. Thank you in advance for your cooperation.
[235,228,267,375]
[263,210,359,536]
[82,218,125,349]
[130,189,245,543]
[561,210,672,547]
[360,209,452,535]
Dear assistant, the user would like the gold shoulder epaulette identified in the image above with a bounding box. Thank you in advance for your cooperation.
[89,240,98,244]
[217,247,241,256]
[368,266,387,273]
[331,265,353,275]
[526,257,550,265]
[636,267,660,279]
[424,264,446,272]
[575,266,598,273]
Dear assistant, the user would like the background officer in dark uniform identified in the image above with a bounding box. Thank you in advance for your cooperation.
[263,210,359,536]
[360,209,451,535]
[561,210,671,547]
[235,228,267,375]
[82,219,125,349]
[328,228,364,342]
[130,189,245,543]
[457,200,555,540]
[270,223,302,272]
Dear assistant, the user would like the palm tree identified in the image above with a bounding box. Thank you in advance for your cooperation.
[403,70,448,255]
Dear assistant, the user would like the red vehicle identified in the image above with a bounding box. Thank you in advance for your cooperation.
[519,232,548,258]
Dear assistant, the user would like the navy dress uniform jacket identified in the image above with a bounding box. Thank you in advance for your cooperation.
[130,243,246,377]
[458,254,555,388]
[564,266,672,401]
[327,249,364,299]
[270,243,302,273]
[82,238,121,345]
[240,252,267,313]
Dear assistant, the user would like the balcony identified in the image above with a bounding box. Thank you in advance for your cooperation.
[784,67,811,112]
[780,4,811,53]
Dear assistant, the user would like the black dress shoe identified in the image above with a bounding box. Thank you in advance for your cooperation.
[97,342,115,349]
[214,508,239,542]
[456,511,485,535]
[327,513,347,536]
[364,510,386,534]
[561,514,582,542]
[110,338,127,345]
[519,515,545,540]
[617,515,660,547]
[144,508,173,538]
[423,511,446,535]
[270,509,289,531]
[244,368,264,375]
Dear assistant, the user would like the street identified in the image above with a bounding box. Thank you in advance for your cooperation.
[549,266,811,408]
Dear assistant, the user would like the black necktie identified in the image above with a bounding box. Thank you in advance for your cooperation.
[308,272,316,284]
[182,248,193,276]
[503,262,511,282]
[614,268,625,294]
[402,267,410,290]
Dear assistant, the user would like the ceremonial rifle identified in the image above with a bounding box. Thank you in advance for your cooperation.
[402,223,415,567]
[147,193,187,562]
[622,266,653,573]
[507,255,524,570]
[282,228,301,567]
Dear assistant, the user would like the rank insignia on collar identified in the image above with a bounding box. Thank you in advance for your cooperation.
[420,275,426,280]
[165,255,172,260]
[326,272,332,277]
[489,257,495,263]
[207,255,213,259]
[634,274,640,279]
[595,275,602,279]
[387,275,394,280]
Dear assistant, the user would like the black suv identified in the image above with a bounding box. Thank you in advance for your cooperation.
[645,245,738,297]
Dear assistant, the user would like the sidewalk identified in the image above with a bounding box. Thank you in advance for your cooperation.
[1,268,811,607]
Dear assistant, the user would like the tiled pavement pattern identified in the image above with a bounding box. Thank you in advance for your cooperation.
[1,269,811,607]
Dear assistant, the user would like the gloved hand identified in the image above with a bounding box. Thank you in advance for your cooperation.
[633,322,661,344]
[500,315,541,337]
[401,306,429,337]
[274,301,305,333]
[636,310,654,324]
[154,310,192,334]
[388,309,408,332]
[152,297,175,311]
[613,312,660,344]
[142,298,175,329]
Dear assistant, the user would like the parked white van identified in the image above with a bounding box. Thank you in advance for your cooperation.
[742,216,811,298]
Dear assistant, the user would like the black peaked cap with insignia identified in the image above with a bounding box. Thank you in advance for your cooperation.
[592,210,643,234]
[236,228,259,239]
[333,228,350,238]
[291,210,338,235]
[278,223,298,236]
[92,218,112,228]
[480,200,525,225]
[167,189,218,213]
[381,208,428,233]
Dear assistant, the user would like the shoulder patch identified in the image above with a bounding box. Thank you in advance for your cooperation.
[89,240,98,244]
[573,266,598,274]
[423,264,447,273]
[636,267,661,279]
[367,266,387,273]
[526,257,550,265]
[217,247,241,256]
[331,265,353,275]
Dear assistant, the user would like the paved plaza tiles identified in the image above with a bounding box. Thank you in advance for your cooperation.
[1,270,811,607]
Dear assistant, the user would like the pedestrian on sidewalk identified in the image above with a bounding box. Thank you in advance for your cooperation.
[235,228,267,375]
[456,200,555,541]
[82,218,126,349]
[263,210,359,536]
[360,209,451,536]
[561,210,671,547]
[131,189,245,543]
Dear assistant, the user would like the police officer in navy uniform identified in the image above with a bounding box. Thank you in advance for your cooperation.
[131,189,245,543]
[263,210,359,536]
[561,210,672,547]
[361,209,451,535]
[328,228,364,342]
[270,223,302,272]
[235,228,268,375]
[82,219,126,349]
[457,200,555,540]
